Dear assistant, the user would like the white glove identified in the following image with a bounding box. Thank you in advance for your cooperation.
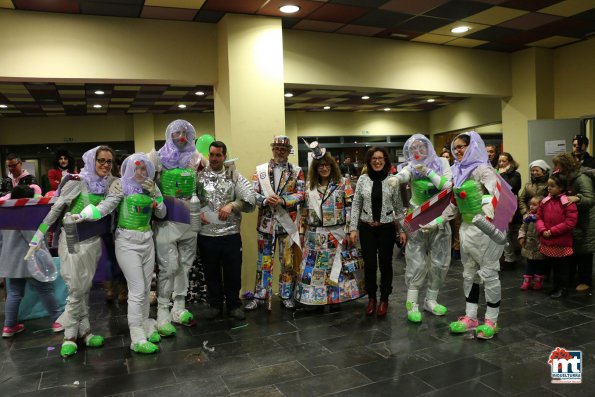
[71,213,85,223]
[109,179,122,196]
[24,244,40,261]
[413,164,427,175]
[420,223,438,233]
[482,203,495,219]
[141,178,157,197]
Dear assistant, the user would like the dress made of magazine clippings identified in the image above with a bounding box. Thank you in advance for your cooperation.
[295,177,366,305]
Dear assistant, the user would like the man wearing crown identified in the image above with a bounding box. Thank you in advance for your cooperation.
[245,136,305,310]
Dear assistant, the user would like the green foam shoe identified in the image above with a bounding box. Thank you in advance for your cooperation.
[431,304,447,316]
[476,321,499,340]
[86,335,104,348]
[158,322,176,337]
[406,301,422,323]
[60,341,78,357]
[449,316,479,334]
[148,331,161,344]
[175,310,194,326]
[131,341,159,354]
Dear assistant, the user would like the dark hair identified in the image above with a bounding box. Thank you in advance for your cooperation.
[95,145,115,160]
[209,141,227,156]
[499,152,519,170]
[454,134,471,146]
[440,148,453,165]
[573,135,589,146]
[552,152,580,174]
[6,153,20,162]
[53,148,75,173]
[549,173,569,192]
[307,152,342,190]
[365,146,391,174]
[10,184,34,199]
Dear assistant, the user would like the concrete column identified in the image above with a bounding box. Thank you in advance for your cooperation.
[502,47,554,182]
[214,14,287,293]
[133,114,156,154]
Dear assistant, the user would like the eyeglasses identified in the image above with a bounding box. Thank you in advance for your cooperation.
[453,144,467,151]
[96,158,113,166]
[371,156,386,162]
[317,163,331,169]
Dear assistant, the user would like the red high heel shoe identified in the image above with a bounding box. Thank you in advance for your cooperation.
[366,299,377,316]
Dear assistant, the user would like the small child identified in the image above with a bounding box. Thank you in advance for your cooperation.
[1,185,64,337]
[518,196,546,290]
[536,173,578,299]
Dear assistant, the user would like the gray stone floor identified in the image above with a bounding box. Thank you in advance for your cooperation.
[1,252,594,396]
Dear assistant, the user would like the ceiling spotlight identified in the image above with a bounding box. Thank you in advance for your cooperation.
[195,91,205,96]
[280,5,300,14]
[178,104,187,109]
[451,26,470,34]
[93,104,102,109]
[0,104,7,108]
[384,108,391,111]
[361,96,370,100]
[94,90,105,95]
[284,92,294,98]
[323,106,331,110]
[427,98,435,103]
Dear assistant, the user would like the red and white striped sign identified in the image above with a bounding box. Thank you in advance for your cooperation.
[404,187,452,223]
[0,196,58,207]
[403,187,453,233]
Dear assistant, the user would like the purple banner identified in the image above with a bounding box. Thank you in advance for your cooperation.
[161,196,190,224]
[493,174,518,232]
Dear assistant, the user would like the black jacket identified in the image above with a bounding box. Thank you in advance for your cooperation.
[0,174,38,197]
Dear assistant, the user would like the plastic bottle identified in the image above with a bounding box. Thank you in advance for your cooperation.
[189,193,201,233]
[63,212,80,254]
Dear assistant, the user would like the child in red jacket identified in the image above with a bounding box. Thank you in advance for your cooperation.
[536,173,578,298]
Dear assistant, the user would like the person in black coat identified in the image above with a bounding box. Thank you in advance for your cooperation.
[572,135,595,169]
[498,152,522,266]
[1,153,37,198]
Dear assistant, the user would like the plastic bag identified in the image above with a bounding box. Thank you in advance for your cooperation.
[27,246,58,282]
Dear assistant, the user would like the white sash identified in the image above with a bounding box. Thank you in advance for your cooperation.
[308,187,322,221]
[256,163,301,248]
[318,225,346,284]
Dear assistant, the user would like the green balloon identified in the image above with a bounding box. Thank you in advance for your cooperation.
[195,134,215,157]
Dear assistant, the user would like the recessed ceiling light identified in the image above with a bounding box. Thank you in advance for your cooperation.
[323,106,331,110]
[280,5,300,14]
[94,90,105,95]
[384,108,391,111]
[361,96,370,100]
[178,104,187,109]
[427,98,435,103]
[195,91,205,96]
[284,92,294,98]
[451,26,470,34]
[93,104,102,109]
[0,104,7,108]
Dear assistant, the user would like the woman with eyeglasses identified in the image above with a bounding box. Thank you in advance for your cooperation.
[26,145,121,357]
[295,145,365,307]
[349,147,406,317]
[436,132,508,340]
[72,153,167,354]
[395,134,452,324]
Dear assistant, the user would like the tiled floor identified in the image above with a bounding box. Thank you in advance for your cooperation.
[1,253,594,396]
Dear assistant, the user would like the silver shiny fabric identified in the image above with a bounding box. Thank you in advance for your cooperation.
[349,174,404,231]
[196,166,255,237]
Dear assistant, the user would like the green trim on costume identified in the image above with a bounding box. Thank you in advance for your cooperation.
[38,223,49,234]
[148,331,161,344]
[132,341,159,354]
[86,334,105,347]
[158,322,177,337]
[60,341,78,357]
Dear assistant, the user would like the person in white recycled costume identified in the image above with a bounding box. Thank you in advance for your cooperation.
[425,132,505,340]
[75,153,167,354]
[148,120,205,336]
[26,146,119,357]
[396,134,452,323]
